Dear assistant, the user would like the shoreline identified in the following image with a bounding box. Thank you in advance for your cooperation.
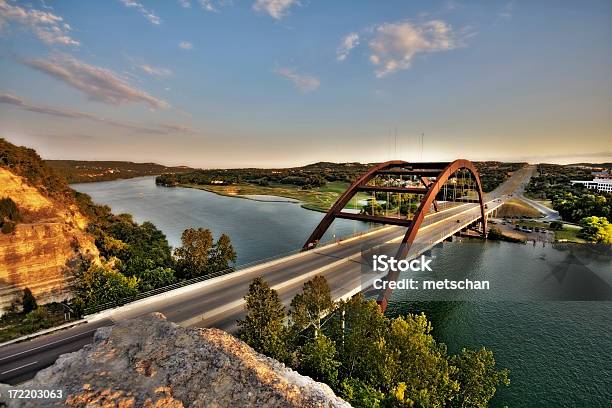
[175,183,330,213]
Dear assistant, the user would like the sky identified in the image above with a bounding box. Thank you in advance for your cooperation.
[0,0,610,168]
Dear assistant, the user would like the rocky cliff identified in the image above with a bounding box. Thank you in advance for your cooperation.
[1,313,351,408]
[0,167,97,312]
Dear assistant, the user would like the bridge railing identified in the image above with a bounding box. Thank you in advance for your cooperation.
[82,224,389,316]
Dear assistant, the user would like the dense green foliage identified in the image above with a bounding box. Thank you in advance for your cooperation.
[239,276,509,408]
[71,258,139,312]
[236,277,288,362]
[174,228,237,279]
[578,216,612,244]
[525,164,611,223]
[0,197,21,233]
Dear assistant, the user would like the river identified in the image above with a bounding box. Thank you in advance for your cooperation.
[72,176,612,407]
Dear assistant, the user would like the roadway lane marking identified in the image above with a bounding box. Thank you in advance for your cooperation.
[0,329,99,362]
[1,361,38,375]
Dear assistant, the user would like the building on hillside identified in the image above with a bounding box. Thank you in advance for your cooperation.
[570,177,612,193]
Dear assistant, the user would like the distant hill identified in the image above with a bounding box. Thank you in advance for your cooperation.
[46,160,196,183]
[567,163,612,169]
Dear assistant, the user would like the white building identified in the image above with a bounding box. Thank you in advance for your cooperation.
[570,177,612,193]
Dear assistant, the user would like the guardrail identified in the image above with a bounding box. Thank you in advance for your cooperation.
[83,225,388,316]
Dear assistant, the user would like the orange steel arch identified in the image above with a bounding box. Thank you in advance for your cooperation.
[301,159,488,311]
[378,159,487,311]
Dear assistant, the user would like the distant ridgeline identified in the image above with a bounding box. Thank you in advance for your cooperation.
[156,162,370,189]
[158,161,527,193]
[46,160,195,183]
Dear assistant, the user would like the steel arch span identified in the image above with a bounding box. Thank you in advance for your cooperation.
[301,159,488,311]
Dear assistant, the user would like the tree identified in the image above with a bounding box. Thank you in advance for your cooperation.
[329,294,390,388]
[290,275,334,336]
[578,216,612,244]
[174,227,214,278]
[209,233,237,273]
[72,259,139,312]
[361,200,383,216]
[299,334,341,387]
[21,288,37,313]
[0,197,21,234]
[384,314,459,407]
[339,377,385,408]
[138,267,177,292]
[237,277,288,361]
[450,347,510,408]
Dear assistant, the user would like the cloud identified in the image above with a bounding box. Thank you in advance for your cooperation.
[138,64,172,77]
[0,93,192,135]
[499,1,514,19]
[198,0,232,13]
[275,67,319,93]
[21,54,169,109]
[199,0,216,11]
[367,20,457,77]
[178,0,191,8]
[179,41,193,50]
[0,0,79,46]
[337,32,359,61]
[118,0,160,25]
[253,0,298,19]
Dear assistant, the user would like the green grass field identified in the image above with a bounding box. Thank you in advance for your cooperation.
[183,180,369,212]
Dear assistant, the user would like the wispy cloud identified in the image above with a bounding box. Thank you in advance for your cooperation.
[253,0,298,20]
[178,0,191,8]
[499,1,514,19]
[275,67,319,93]
[0,93,192,135]
[138,63,172,77]
[118,0,160,25]
[0,0,79,46]
[337,32,359,62]
[367,20,458,77]
[179,41,193,50]
[21,54,169,109]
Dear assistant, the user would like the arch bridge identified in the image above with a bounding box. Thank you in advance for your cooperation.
[303,159,488,311]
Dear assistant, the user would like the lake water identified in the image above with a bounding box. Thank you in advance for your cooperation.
[72,176,372,265]
[73,176,612,407]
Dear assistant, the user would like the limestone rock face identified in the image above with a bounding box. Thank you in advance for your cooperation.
[2,313,352,408]
[0,168,97,312]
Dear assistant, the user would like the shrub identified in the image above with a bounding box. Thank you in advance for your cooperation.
[21,288,37,313]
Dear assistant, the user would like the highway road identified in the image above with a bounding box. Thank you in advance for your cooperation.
[0,166,534,385]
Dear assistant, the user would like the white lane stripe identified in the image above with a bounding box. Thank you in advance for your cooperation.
[0,328,98,362]
[1,361,38,375]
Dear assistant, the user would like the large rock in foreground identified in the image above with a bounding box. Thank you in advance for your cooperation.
[1,313,351,408]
